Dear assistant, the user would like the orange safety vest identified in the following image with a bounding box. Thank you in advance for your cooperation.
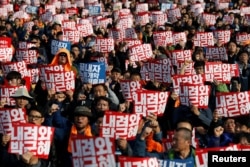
[67,124,93,153]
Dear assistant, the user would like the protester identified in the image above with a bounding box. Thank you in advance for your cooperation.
[9,87,34,109]
[0,106,48,167]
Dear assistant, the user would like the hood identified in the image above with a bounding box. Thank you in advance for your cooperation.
[50,48,72,71]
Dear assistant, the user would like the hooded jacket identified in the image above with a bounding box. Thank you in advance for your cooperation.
[50,48,72,72]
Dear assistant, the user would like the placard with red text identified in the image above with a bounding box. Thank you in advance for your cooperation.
[108,29,122,41]
[170,50,192,66]
[144,59,173,83]
[236,33,250,45]
[153,31,173,46]
[39,65,65,82]
[0,37,13,62]
[167,8,181,23]
[204,62,239,83]
[123,39,142,50]
[77,23,93,37]
[172,74,205,94]
[202,13,216,26]
[124,28,137,39]
[175,61,196,75]
[62,20,76,30]
[71,136,116,167]
[194,32,214,47]
[18,41,36,49]
[116,17,133,30]
[118,156,159,167]
[133,90,169,117]
[15,49,38,64]
[0,86,26,106]
[205,46,228,61]
[136,3,148,13]
[95,38,114,53]
[213,30,231,45]
[63,29,80,44]
[44,70,75,92]
[135,12,150,26]
[173,32,187,45]
[1,61,29,78]
[0,108,26,134]
[216,91,250,117]
[179,84,210,108]
[120,80,142,101]
[129,44,153,62]
[151,11,168,26]
[100,112,140,140]
[96,18,112,29]
[9,123,54,159]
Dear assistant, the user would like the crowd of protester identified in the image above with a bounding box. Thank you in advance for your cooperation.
[1,0,250,166]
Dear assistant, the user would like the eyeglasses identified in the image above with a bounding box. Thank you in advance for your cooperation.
[59,53,67,57]
[28,115,43,120]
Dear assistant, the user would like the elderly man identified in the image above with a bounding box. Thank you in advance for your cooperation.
[133,125,195,164]
[9,87,34,109]
[44,105,93,167]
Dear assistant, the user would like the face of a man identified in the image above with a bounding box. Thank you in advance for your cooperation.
[96,99,109,112]
[194,66,204,75]
[16,97,29,109]
[177,122,192,131]
[74,115,89,130]
[172,130,190,152]
[9,78,21,86]
[93,85,107,98]
[58,53,68,65]
[111,72,121,82]
[239,53,249,64]
[224,118,236,133]
[28,110,44,125]
[228,42,237,53]
[130,75,141,82]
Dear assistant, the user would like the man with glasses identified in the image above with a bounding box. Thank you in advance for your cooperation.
[0,106,48,167]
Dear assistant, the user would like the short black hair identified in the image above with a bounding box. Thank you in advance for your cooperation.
[238,50,249,57]
[6,71,22,81]
[194,61,205,69]
[94,96,111,106]
[27,105,45,117]
[175,127,192,141]
[177,119,193,130]
[93,84,108,92]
